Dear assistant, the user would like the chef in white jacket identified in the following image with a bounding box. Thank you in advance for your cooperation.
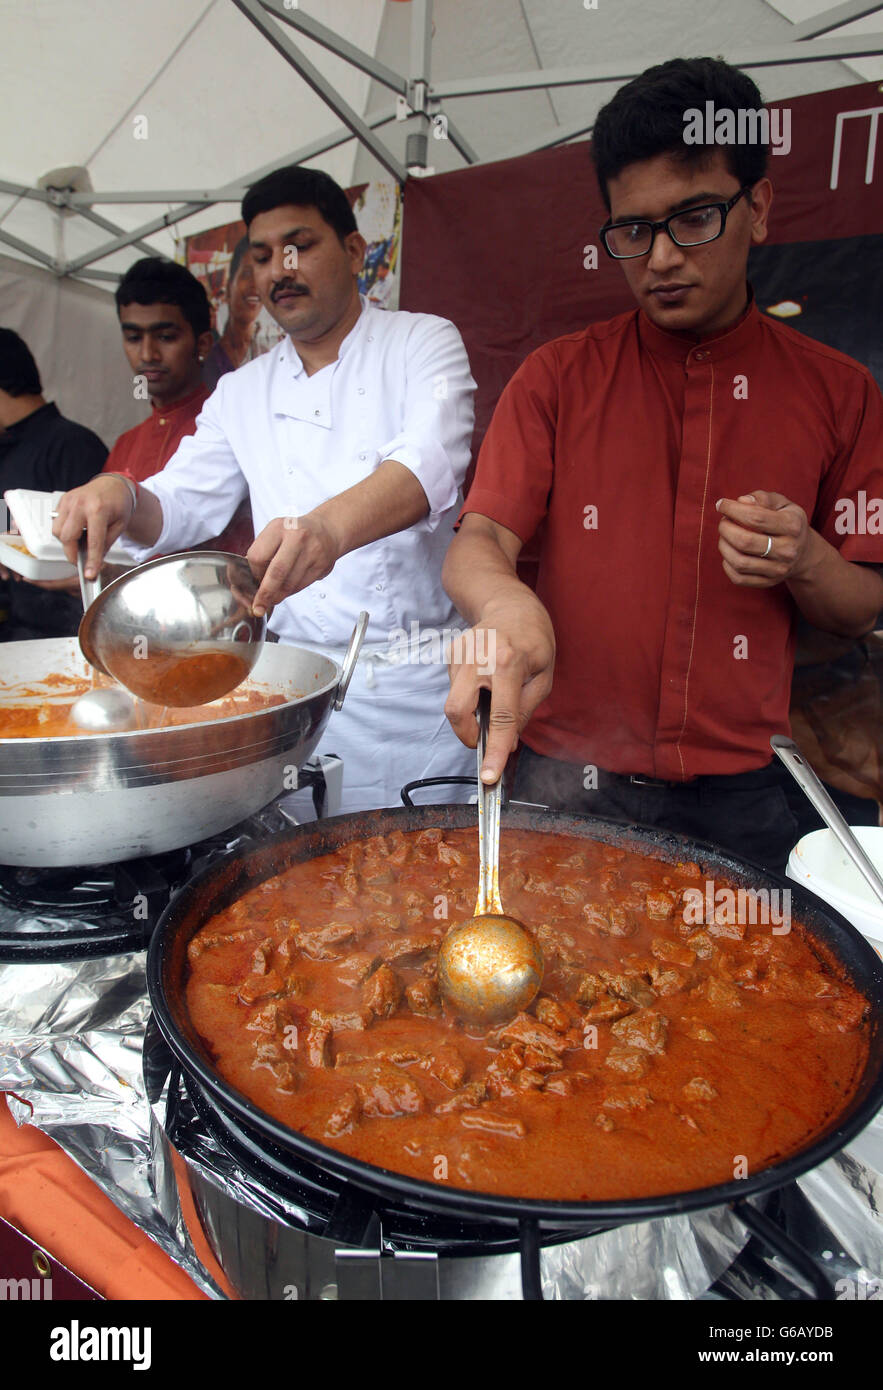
[55,165,477,811]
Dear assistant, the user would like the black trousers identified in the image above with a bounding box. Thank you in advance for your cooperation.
[512,746,878,876]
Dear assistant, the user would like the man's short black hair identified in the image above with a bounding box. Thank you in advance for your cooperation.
[0,327,42,396]
[592,57,769,209]
[241,165,357,241]
[115,257,211,338]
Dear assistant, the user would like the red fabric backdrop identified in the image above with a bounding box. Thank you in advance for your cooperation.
[400,80,883,447]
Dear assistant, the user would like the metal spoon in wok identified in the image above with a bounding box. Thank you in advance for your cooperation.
[71,549,267,733]
[69,540,140,732]
[437,689,544,1026]
[771,735,883,907]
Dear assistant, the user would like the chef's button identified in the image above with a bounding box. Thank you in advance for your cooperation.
[357,387,365,395]
[318,591,325,599]
[375,584,383,591]
[359,453,367,461]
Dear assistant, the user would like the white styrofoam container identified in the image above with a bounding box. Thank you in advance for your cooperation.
[787,826,883,957]
[0,533,78,581]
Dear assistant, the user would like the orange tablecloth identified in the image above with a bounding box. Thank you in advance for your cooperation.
[0,1094,206,1300]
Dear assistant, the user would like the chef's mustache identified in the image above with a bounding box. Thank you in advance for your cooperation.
[271,280,308,301]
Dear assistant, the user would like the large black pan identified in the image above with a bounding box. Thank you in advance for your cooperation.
[147,804,883,1240]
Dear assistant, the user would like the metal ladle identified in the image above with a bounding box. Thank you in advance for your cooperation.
[78,550,267,707]
[70,540,139,733]
[70,549,268,732]
[437,689,544,1026]
[771,735,883,906]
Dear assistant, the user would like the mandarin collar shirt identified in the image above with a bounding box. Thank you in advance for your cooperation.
[126,298,476,648]
[463,295,883,779]
[103,386,209,483]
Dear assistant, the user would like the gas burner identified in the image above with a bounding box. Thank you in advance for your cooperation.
[0,847,193,963]
[0,847,191,913]
[0,759,338,964]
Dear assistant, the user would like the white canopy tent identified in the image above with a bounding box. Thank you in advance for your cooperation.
[2,0,883,280]
[0,0,881,440]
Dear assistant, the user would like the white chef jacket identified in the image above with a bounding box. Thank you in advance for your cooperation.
[123,297,478,811]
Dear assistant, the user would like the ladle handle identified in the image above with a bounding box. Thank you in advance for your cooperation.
[333,611,369,711]
[476,688,503,916]
[770,734,883,907]
[76,535,103,613]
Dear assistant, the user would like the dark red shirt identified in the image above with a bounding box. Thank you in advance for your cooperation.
[104,386,253,554]
[462,298,883,779]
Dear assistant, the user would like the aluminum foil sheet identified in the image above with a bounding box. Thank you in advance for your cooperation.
[1,949,882,1301]
[0,952,223,1298]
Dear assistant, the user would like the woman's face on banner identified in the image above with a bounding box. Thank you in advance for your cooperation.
[606,149,771,337]
[227,250,262,326]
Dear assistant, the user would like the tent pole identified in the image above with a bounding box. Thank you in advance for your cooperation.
[72,205,158,260]
[440,113,479,165]
[259,0,407,96]
[0,229,57,270]
[405,0,433,175]
[230,0,406,182]
[790,0,883,40]
[61,203,211,276]
[431,33,883,100]
[60,111,400,207]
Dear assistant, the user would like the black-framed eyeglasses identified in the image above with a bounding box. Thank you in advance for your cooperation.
[600,186,753,260]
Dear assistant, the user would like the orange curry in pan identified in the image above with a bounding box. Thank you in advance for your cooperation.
[185,826,871,1201]
[0,672,286,737]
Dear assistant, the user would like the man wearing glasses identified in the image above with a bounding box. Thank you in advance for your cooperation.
[443,56,883,871]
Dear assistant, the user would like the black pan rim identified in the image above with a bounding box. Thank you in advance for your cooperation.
[147,806,883,1228]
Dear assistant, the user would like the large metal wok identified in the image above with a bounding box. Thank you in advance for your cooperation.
[148,804,883,1261]
[0,620,364,867]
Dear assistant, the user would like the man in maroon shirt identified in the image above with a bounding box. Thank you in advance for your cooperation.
[444,57,883,871]
[106,258,252,553]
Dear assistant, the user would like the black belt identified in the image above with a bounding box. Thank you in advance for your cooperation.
[597,761,785,792]
[625,772,692,788]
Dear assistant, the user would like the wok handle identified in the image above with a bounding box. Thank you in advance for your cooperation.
[770,734,883,905]
[731,1198,836,1300]
[400,776,477,808]
[333,610,369,712]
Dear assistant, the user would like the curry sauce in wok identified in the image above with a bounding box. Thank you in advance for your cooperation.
[185,826,871,1201]
[0,671,286,737]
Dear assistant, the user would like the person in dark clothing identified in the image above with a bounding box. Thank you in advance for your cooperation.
[0,328,107,639]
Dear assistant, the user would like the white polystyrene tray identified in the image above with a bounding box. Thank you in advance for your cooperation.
[0,533,77,581]
[3,489,131,566]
